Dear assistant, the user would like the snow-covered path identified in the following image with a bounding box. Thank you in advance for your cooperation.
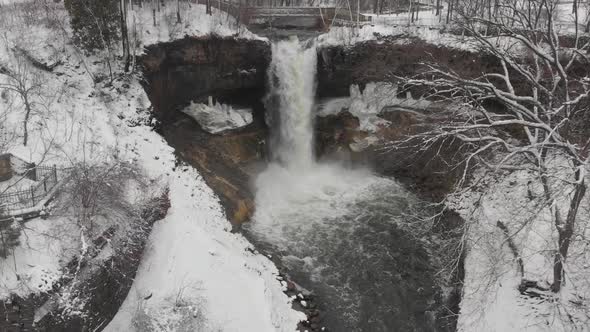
[104,157,304,332]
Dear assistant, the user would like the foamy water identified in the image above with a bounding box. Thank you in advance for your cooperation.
[247,37,432,331]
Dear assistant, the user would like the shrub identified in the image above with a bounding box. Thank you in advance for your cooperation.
[63,0,120,52]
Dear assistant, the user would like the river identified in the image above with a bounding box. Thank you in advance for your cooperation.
[244,37,440,332]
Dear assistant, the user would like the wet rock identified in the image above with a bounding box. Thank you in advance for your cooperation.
[315,110,363,159]
[286,281,296,291]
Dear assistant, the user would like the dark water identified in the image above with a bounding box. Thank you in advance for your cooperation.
[246,163,441,331]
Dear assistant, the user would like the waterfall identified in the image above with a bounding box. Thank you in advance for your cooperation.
[265,37,317,170]
[249,37,426,331]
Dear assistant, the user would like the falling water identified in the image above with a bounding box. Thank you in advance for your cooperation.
[265,37,317,170]
[247,37,438,331]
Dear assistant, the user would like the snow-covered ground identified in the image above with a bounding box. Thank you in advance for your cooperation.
[0,216,80,299]
[317,22,475,49]
[0,0,27,5]
[363,8,445,26]
[127,0,264,51]
[0,175,36,193]
[105,164,303,331]
[321,3,589,49]
[361,3,589,32]
[0,1,303,330]
[452,166,590,331]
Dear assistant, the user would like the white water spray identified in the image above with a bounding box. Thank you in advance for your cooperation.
[249,37,421,330]
[265,37,317,170]
[253,36,409,261]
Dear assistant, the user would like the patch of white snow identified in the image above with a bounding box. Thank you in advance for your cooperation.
[181,97,253,134]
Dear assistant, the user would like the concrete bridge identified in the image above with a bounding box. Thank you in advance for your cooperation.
[198,0,368,30]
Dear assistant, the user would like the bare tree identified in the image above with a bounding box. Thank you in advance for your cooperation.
[78,0,117,82]
[176,0,182,23]
[584,0,590,33]
[206,0,213,15]
[392,0,590,293]
[0,87,17,153]
[0,54,44,147]
[38,0,97,83]
[120,0,131,72]
[60,155,144,235]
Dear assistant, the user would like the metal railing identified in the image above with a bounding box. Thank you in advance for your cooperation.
[0,165,58,215]
[197,0,358,24]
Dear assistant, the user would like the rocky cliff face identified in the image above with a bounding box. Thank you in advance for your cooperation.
[317,37,499,98]
[139,36,482,227]
[141,37,271,226]
[142,36,271,123]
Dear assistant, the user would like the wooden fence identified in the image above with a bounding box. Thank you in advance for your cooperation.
[0,165,58,215]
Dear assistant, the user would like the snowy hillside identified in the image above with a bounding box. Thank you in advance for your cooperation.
[0,1,302,330]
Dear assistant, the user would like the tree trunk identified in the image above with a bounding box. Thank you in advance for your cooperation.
[493,0,499,21]
[22,97,31,146]
[120,0,131,72]
[446,0,452,24]
[346,0,353,22]
[176,0,181,23]
[572,0,577,14]
[357,0,360,26]
[551,171,586,292]
[379,0,386,15]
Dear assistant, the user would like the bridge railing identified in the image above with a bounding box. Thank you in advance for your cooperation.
[221,0,338,7]
[198,0,368,26]
[199,0,252,24]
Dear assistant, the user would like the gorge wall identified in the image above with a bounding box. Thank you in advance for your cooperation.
[141,36,271,226]
[142,36,271,123]
[139,35,496,223]
[316,38,500,97]
[139,35,486,331]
